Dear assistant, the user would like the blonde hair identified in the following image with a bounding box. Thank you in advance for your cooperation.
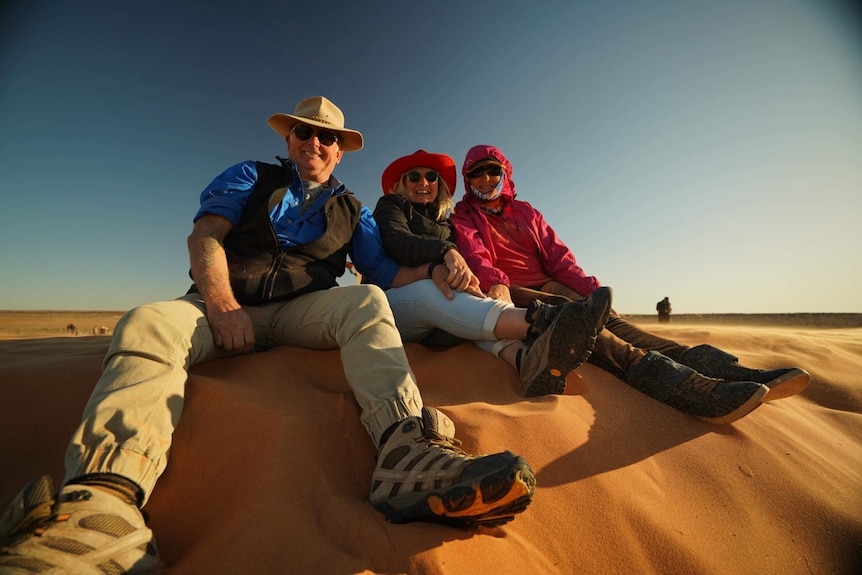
[393,170,454,221]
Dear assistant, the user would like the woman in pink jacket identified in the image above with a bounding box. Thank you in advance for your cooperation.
[451,145,811,424]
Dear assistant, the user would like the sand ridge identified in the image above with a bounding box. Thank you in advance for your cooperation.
[0,319,860,573]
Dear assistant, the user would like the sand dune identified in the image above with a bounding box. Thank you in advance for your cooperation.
[1,322,860,574]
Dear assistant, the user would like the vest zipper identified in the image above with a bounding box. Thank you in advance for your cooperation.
[262,248,286,301]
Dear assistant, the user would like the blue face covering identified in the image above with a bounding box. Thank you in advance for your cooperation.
[471,172,505,202]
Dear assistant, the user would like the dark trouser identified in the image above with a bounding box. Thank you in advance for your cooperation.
[604,315,687,360]
[589,315,689,379]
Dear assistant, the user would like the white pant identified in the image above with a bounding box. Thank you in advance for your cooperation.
[386,279,515,356]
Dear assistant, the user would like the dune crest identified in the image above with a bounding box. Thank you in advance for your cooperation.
[1,324,860,574]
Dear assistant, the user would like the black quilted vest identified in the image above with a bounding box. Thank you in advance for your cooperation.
[190,159,362,306]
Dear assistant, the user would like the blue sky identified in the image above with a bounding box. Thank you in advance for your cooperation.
[2,0,860,313]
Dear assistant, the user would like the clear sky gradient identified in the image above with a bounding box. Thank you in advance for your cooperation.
[2,0,861,313]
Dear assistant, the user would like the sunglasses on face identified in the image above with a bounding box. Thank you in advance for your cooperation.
[406,170,439,183]
[291,124,340,147]
[467,165,503,179]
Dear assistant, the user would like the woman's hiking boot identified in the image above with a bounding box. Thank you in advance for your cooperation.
[521,287,613,396]
[525,287,612,340]
[370,407,535,527]
[677,344,810,401]
[624,351,769,424]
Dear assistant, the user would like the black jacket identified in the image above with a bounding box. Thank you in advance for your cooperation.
[373,194,455,267]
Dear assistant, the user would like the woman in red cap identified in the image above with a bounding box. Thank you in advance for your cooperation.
[374,150,612,397]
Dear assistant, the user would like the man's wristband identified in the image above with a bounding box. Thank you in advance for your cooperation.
[426,262,436,278]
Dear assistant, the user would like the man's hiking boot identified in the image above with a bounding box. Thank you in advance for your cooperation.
[370,407,535,527]
[677,344,811,401]
[625,351,769,424]
[0,476,160,574]
[521,286,613,397]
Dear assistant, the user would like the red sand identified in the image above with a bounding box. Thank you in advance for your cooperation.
[1,323,860,574]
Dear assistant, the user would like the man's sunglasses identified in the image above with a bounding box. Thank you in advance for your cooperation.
[467,165,503,179]
[406,170,439,183]
[292,124,340,147]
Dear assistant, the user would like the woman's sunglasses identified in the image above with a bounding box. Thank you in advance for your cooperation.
[406,170,439,183]
[291,124,340,147]
[467,165,503,179]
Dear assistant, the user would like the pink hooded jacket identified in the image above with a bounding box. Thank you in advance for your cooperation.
[450,144,601,297]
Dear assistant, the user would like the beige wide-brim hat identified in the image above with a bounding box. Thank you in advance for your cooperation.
[267,96,364,152]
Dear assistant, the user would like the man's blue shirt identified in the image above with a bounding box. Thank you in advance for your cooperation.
[194,160,399,288]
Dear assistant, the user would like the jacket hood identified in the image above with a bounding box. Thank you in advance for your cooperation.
[460,145,516,204]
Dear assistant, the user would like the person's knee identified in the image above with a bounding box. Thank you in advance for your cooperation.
[112,300,199,350]
[337,285,394,321]
[115,303,166,334]
[320,286,398,347]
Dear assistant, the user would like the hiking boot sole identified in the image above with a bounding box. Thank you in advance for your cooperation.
[524,304,597,397]
[763,368,811,401]
[371,453,536,527]
[697,384,770,425]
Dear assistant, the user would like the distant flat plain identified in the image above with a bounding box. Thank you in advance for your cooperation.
[0,310,126,340]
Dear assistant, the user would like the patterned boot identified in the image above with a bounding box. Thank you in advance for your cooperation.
[678,344,810,401]
[525,286,613,340]
[0,476,160,574]
[520,287,613,396]
[624,351,769,424]
[370,407,536,527]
